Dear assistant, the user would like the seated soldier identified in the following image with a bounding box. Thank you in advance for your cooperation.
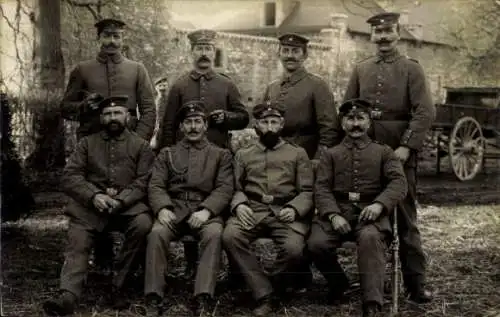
[307,99,408,317]
[43,96,155,316]
[222,101,314,316]
[144,100,234,316]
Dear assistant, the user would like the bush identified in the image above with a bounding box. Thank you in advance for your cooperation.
[1,93,35,223]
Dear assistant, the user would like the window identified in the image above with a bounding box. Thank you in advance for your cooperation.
[214,48,224,68]
[264,2,276,26]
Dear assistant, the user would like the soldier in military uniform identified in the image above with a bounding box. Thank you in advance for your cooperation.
[222,101,314,316]
[262,33,342,160]
[144,100,234,316]
[157,28,249,286]
[308,99,407,317]
[343,12,435,303]
[60,18,156,272]
[60,18,156,141]
[43,96,155,316]
[150,76,169,149]
[261,33,342,291]
[158,29,249,149]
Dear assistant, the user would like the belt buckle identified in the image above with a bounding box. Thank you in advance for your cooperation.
[348,192,360,202]
[261,194,274,204]
[371,108,382,120]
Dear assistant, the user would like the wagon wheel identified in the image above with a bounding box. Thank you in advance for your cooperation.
[448,117,485,181]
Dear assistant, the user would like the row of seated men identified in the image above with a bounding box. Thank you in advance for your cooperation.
[43,96,407,317]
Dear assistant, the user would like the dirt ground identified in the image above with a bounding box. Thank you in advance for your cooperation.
[2,198,499,317]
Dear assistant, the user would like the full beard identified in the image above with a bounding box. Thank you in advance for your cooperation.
[256,130,281,149]
[104,122,125,136]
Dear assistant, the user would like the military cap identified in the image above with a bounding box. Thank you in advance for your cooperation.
[154,76,168,86]
[97,95,129,111]
[366,12,400,26]
[94,18,126,34]
[253,100,285,119]
[339,99,373,118]
[278,33,309,47]
[187,29,217,46]
[176,100,207,122]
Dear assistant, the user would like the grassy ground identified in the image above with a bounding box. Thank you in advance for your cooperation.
[2,204,500,317]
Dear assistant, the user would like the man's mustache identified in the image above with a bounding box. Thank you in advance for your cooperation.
[376,39,392,44]
[103,43,120,49]
[197,56,211,63]
[348,127,364,132]
[284,58,297,62]
[187,129,200,134]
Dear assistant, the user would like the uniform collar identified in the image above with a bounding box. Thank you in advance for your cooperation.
[375,49,402,63]
[256,138,286,151]
[342,135,372,149]
[190,69,216,81]
[179,136,209,149]
[96,50,124,64]
[281,66,307,85]
[100,128,130,141]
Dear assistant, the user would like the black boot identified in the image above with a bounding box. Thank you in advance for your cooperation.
[42,291,77,316]
[362,301,382,317]
[252,295,273,317]
[194,294,213,317]
[408,287,433,303]
[327,275,350,305]
[110,287,129,310]
[138,293,164,316]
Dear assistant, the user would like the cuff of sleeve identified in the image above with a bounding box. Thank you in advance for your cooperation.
[373,197,392,213]
[400,130,420,150]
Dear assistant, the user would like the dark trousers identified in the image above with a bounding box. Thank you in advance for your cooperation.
[307,222,388,306]
[144,220,223,297]
[60,213,152,298]
[398,167,427,291]
[222,216,305,300]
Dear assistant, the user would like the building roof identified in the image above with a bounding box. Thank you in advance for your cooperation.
[212,0,451,46]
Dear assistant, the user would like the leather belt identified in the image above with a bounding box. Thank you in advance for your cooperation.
[370,109,409,121]
[333,191,379,203]
[171,192,206,202]
[246,192,295,205]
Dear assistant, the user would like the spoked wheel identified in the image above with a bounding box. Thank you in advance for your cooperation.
[448,117,485,181]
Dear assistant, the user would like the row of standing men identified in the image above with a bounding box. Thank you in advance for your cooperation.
[46,11,435,317]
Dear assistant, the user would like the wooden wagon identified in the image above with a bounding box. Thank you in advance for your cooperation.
[432,87,500,181]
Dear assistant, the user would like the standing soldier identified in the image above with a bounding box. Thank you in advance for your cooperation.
[59,17,156,276]
[144,100,233,316]
[150,76,169,149]
[61,18,156,140]
[43,96,154,316]
[308,99,407,317]
[343,12,435,303]
[158,29,249,149]
[262,33,342,290]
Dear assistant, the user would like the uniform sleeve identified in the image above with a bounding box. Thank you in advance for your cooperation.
[285,148,314,217]
[159,81,182,148]
[223,81,250,131]
[314,149,342,219]
[373,146,408,211]
[115,140,155,208]
[313,78,342,150]
[400,62,436,150]
[135,63,156,140]
[230,150,249,212]
[148,148,174,215]
[61,138,102,207]
[199,149,234,215]
[343,64,360,101]
[60,65,85,121]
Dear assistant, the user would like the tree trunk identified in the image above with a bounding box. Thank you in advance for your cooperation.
[25,0,66,173]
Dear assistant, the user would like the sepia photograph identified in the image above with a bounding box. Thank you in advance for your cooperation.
[1,0,499,316]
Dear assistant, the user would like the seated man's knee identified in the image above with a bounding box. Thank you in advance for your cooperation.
[357,225,382,246]
[307,232,330,255]
[222,224,244,248]
[132,213,153,237]
[201,223,223,242]
[147,222,172,244]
